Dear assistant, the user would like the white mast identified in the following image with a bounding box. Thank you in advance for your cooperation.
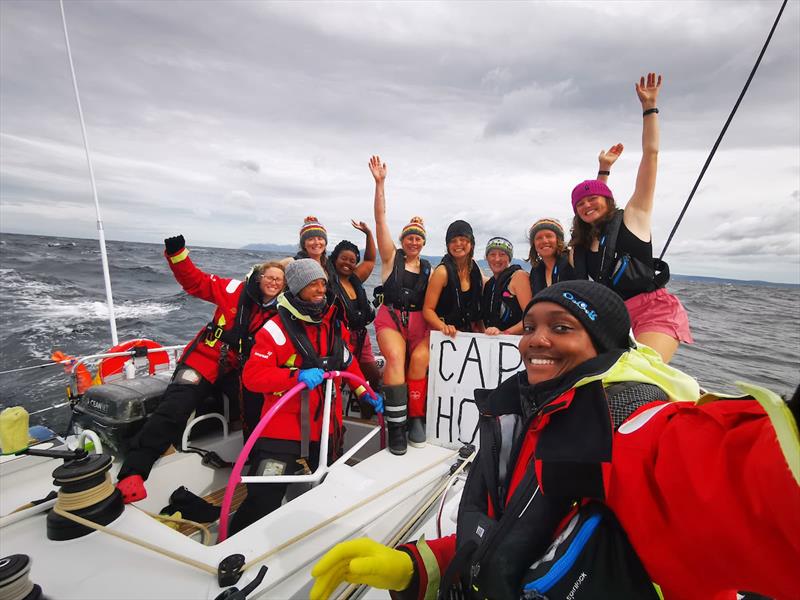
[59,0,119,346]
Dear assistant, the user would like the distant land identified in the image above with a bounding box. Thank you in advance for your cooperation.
[241,242,799,289]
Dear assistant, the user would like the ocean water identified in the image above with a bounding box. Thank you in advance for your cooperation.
[1,232,798,432]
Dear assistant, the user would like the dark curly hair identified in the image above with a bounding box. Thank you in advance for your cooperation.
[330,240,360,264]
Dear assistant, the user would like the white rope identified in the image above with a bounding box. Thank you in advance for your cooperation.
[58,0,118,346]
[52,506,217,575]
[241,449,460,571]
[336,449,476,599]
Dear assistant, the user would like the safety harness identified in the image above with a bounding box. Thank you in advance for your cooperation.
[276,299,350,462]
[373,249,431,328]
[480,264,522,329]
[573,209,670,299]
[529,254,573,296]
[436,255,482,331]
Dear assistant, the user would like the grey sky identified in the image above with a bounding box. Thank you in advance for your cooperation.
[1,0,798,282]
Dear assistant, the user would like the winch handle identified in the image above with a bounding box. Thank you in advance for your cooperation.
[20,447,88,461]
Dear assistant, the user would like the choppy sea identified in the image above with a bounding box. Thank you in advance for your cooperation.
[1,232,798,433]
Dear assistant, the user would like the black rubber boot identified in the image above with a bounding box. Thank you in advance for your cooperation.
[383,384,408,456]
[407,417,426,448]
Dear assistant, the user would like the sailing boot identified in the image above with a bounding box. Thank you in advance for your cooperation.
[407,377,428,448]
[383,384,408,455]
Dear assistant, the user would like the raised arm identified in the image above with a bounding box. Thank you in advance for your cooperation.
[624,72,662,241]
[597,143,624,184]
[351,220,377,282]
[370,155,397,279]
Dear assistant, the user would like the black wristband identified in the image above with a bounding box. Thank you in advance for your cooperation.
[598,170,611,176]
[643,108,659,116]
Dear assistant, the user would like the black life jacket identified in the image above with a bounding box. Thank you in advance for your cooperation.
[435,255,482,331]
[441,354,663,599]
[276,296,350,372]
[529,253,574,297]
[376,249,431,312]
[326,263,375,332]
[572,209,670,300]
[181,270,275,374]
[480,264,523,330]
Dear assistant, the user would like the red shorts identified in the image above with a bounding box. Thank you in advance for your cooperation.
[374,305,429,352]
[625,287,693,344]
[356,330,376,364]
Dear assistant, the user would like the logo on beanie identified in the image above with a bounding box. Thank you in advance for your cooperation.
[563,292,597,321]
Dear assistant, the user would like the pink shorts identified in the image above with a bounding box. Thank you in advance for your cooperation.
[374,305,430,352]
[625,287,694,344]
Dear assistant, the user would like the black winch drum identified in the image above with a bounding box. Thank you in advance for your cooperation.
[46,452,124,541]
[0,554,43,600]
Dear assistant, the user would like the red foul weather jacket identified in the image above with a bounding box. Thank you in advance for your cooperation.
[167,247,271,384]
[395,366,799,600]
[242,296,368,443]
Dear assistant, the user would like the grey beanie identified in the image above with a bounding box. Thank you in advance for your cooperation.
[285,258,327,295]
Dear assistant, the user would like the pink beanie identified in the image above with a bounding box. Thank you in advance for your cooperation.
[571,180,614,213]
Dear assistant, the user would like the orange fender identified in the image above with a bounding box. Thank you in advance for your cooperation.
[51,350,94,395]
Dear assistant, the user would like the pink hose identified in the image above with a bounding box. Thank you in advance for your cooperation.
[217,371,382,542]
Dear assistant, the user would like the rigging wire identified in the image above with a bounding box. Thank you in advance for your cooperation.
[58,0,119,345]
[659,0,789,260]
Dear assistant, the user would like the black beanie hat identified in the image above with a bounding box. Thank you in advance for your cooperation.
[526,280,632,353]
[445,220,475,244]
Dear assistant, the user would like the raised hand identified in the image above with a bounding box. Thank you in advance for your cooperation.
[351,220,372,235]
[369,155,387,182]
[598,143,624,170]
[635,72,662,108]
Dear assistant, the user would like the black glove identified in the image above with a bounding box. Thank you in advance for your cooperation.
[164,235,185,255]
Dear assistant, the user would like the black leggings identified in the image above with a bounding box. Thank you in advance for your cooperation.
[228,438,324,536]
[119,368,239,480]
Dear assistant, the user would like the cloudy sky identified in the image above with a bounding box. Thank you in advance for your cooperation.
[1,1,798,283]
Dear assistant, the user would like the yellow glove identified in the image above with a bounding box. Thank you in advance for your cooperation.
[310,537,414,600]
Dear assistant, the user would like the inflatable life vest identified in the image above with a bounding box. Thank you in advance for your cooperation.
[276,300,350,372]
[572,209,669,300]
[480,264,523,329]
[326,263,375,332]
[529,254,574,296]
[436,254,482,331]
[97,339,169,382]
[375,249,431,312]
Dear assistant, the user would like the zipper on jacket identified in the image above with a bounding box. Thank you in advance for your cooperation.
[522,513,601,596]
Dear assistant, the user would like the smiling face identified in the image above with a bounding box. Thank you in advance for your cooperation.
[258,266,285,301]
[519,302,597,384]
[401,234,425,258]
[447,235,473,260]
[574,195,610,225]
[486,249,510,275]
[533,230,559,260]
[334,249,358,278]
[303,236,327,260]
[298,278,327,303]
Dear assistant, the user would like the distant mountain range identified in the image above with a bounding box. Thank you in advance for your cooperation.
[241,243,799,288]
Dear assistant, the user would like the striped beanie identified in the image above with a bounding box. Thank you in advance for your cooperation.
[528,218,564,242]
[400,216,426,241]
[299,216,327,244]
[485,236,514,260]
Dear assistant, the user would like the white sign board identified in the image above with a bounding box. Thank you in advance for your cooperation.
[426,331,525,450]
